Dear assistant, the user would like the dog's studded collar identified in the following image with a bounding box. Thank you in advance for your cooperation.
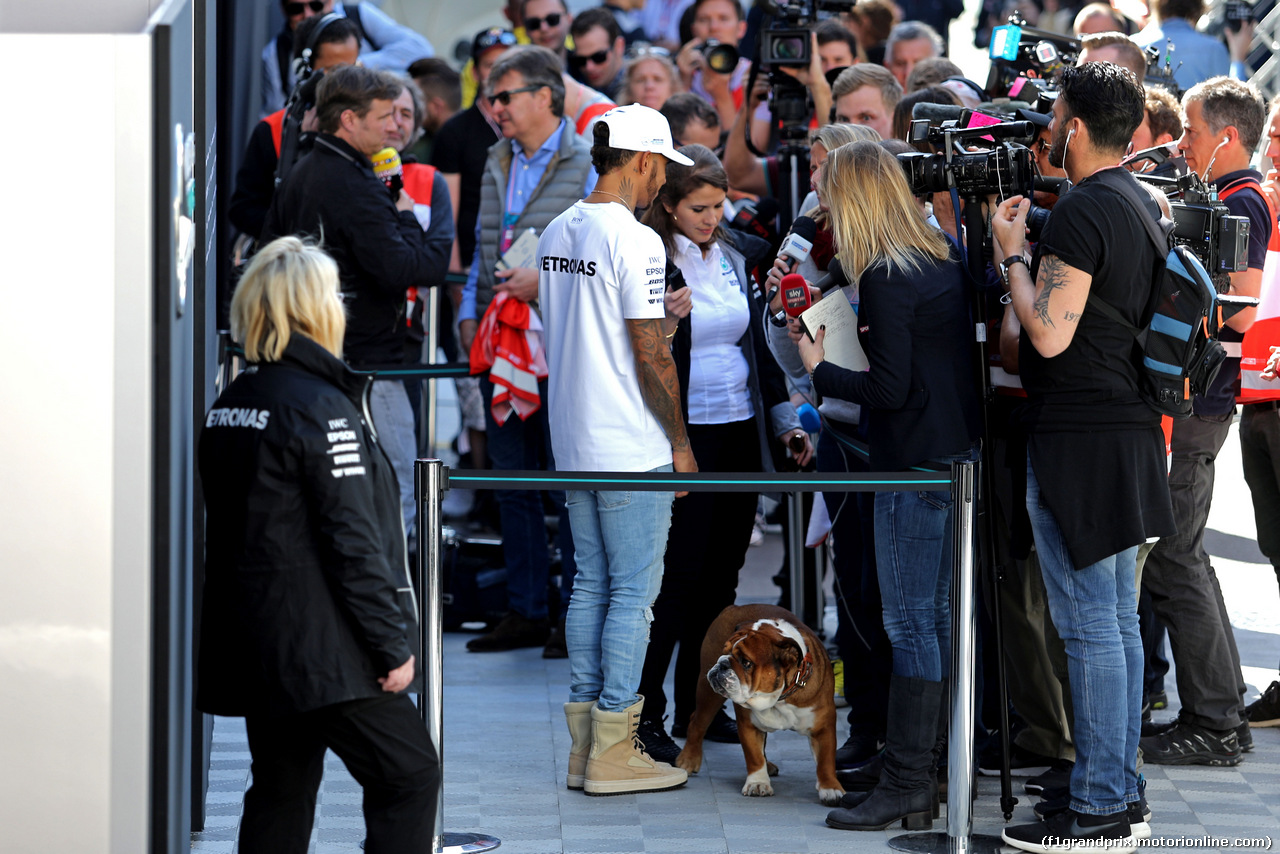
[778,650,814,702]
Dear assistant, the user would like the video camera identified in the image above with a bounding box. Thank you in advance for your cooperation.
[753,0,855,141]
[985,15,1079,100]
[1134,172,1252,279]
[897,113,1037,198]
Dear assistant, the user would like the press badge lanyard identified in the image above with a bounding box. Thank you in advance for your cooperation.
[501,146,533,256]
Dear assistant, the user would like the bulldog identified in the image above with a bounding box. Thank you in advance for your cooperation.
[675,603,844,806]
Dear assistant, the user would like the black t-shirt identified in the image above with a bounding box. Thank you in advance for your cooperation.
[429,105,499,264]
[1195,168,1272,415]
[1020,167,1161,429]
[1018,167,1174,567]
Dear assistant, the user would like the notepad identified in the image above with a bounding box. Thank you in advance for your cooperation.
[800,293,868,373]
[495,228,539,272]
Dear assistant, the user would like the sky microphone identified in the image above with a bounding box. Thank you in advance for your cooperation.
[371,147,404,200]
[781,273,813,317]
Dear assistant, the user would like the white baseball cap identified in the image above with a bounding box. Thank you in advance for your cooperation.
[597,104,695,166]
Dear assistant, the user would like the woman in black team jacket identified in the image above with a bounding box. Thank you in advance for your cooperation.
[634,144,811,761]
[789,142,980,832]
[197,237,437,854]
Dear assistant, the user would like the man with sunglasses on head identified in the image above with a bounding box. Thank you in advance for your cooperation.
[521,0,572,64]
[261,0,435,118]
[459,45,599,656]
[569,8,627,102]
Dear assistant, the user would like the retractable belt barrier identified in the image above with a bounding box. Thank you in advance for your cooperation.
[414,459,990,854]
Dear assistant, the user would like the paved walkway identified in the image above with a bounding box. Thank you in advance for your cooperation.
[192,423,1280,853]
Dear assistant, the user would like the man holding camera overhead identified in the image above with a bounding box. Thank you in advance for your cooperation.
[1137,76,1271,766]
[676,0,751,128]
[991,62,1174,853]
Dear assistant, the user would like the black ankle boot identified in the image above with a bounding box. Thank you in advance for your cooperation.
[827,675,944,831]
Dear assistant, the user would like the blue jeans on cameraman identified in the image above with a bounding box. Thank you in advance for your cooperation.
[1027,456,1140,817]
[565,465,674,712]
[481,377,574,622]
[873,451,974,682]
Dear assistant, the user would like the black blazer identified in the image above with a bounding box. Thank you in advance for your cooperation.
[811,251,980,472]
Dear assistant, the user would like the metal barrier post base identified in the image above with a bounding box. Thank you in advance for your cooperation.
[887,831,1005,854]
[417,460,502,854]
[439,831,501,853]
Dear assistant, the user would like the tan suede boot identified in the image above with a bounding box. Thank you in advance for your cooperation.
[584,697,688,795]
[564,701,594,790]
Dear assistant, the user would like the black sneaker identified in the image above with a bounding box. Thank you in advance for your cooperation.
[637,718,681,765]
[1237,721,1254,753]
[1002,808,1134,854]
[1034,791,1152,839]
[1128,797,1152,840]
[1149,690,1168,711]
[1139,721,1241,766]
[465,612,549,652]
[542,618,567,659]
[1141,717,1177,738]
[673,709,739,743]
[1245,680,1280,727]
[1025,758,1073,796]
[1033,790,1072,820]
[836,731,886,770]
[979,740,1055,777]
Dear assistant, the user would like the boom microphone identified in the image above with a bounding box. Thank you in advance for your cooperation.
[813,258,849,294]
[371,147,404,200]
[778,216,818,271]
[912,103,967,125]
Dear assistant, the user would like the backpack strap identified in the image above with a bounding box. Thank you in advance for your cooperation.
[343,2,381,52]
[275,31,293,108]
[1217,177,1264,202]
[1083,170,1169,332]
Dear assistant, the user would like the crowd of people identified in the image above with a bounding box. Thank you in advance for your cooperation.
[204,0,1280,850]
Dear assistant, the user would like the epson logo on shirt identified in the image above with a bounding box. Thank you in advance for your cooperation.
[542,255,597,276]
[206,407,270,430]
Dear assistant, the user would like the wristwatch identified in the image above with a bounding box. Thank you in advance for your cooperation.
[999,255,1028,288]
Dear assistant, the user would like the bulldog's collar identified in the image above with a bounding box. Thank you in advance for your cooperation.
[778,650,815,702]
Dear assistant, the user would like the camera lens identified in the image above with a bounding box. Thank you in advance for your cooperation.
[1026,205,1052,243]
[769,36,806,62]
[700,40,739,74]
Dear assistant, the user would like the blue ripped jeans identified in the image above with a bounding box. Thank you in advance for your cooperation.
[564,466,674,712]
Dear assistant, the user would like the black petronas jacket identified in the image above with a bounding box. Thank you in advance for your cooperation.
[196,335,417,718]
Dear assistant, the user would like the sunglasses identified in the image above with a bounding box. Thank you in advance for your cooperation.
[569,49,611,69]
[284,0,325,15]
[489,84,545,105]
[474,28,518,53]
[523,12,562,31]
[626,44,671,59]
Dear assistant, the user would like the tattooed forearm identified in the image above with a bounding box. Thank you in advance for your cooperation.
[1033,256,1070,328]
[626,317,690,452]
[1063,310,1080,323]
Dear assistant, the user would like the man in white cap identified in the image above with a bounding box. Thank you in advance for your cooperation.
[538,104,697,796]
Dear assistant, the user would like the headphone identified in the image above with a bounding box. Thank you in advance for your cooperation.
[299,12,346,73]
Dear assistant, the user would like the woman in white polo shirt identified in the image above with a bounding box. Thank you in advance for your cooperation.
[635,143,811,762]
